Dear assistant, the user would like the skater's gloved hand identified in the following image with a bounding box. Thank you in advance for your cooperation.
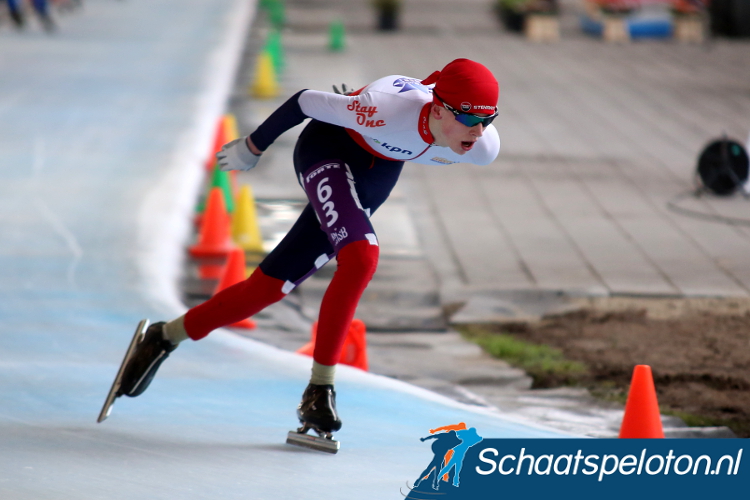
[216,137,261,172]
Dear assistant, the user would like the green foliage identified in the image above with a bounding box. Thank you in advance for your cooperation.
[459,325,587,388]
[499,0,532,10]
[372,0,401,10]
[497,0,558,13]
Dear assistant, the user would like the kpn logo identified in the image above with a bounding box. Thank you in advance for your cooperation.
[403,422,483,499]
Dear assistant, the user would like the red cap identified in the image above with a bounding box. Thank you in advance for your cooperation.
[421,59,498,115]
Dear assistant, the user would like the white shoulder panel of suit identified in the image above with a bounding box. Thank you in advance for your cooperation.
[298,75,500,166]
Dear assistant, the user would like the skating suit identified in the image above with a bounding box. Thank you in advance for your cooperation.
[253,74,501,286]
[184,75,500,365]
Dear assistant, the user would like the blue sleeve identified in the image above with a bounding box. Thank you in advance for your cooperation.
[248,90,309,152]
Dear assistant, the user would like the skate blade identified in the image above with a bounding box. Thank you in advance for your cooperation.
[97,319,150,423]
[286,430,340,454]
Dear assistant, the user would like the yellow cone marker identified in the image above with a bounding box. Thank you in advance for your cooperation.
[232,185,265,253]
[223,114,240,141]
[250,51,279,99]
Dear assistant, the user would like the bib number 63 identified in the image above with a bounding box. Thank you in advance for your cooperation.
[316,177,339,227]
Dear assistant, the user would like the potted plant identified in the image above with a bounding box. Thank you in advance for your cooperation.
[671,0,706,42]
[595,0,635,42]
[496,0,530,32]
[496,0,560,40]
[523,0,560,41]
[496,0,559,35]
[372,0,402,31]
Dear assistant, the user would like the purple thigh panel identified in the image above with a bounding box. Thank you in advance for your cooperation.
[300,160,376,252]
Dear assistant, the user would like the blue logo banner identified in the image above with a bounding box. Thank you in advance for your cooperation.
[405,432,746,500]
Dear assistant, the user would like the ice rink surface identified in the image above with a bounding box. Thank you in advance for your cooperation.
[0,1,570,498]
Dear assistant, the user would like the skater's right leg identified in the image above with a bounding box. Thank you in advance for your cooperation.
[118,321,177,397]
[119,268,288,398]
[183,267,288,340]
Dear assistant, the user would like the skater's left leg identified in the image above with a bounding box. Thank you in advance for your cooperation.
[292,156,387,433]
[31,0,54,31]
[289,123,403,435]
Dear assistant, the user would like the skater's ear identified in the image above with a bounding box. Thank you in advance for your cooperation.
[430,102,446,120]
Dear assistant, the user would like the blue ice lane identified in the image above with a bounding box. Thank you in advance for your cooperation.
[0,334,570,500]
[0,1,572,499]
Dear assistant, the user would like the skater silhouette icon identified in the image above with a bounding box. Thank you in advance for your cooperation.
[405,423,484,499]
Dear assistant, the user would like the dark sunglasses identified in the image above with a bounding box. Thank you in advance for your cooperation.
[434,92,497,128]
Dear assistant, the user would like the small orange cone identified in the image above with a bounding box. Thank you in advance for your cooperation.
[618,365,665,438]
[215,248,256,329]
[189,187,236,279]
[296,319,368,370]
[205,117,228,171]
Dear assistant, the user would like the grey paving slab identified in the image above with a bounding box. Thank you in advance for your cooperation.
[524,163,680,294]
[582,172,749,295]
[423,164,536,289]
[477,162,608,293]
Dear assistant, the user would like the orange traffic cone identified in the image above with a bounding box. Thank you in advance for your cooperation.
[215,248,256,329]
[189,187,236,279]
[340,319,368,370]
[296,319,368,371]
[618,365,665,438]
[206,116,228,171]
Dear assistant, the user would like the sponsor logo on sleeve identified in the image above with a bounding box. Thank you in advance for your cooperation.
[393,77,431,94]
[347,100,385,128]
[430,157,457,165]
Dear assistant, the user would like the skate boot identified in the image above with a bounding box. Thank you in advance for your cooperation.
[286,384,342,453]
[97,319,177,423]
[117,321,176,398]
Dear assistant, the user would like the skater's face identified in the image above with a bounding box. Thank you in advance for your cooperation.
[429,103,492,156]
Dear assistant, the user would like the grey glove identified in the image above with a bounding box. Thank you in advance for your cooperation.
[216,137,261,172]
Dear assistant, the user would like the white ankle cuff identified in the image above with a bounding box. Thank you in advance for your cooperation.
[163,315,188,345]
[310,361,336,386]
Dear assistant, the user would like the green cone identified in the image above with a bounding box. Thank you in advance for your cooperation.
[265,29,285,75]
[197,166,234,214]
[329,20,345,52]
[268,0,285,29]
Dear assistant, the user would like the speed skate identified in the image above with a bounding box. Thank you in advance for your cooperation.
[97,319,150,423]
[286,383,342,453]
[286,424,340,454]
